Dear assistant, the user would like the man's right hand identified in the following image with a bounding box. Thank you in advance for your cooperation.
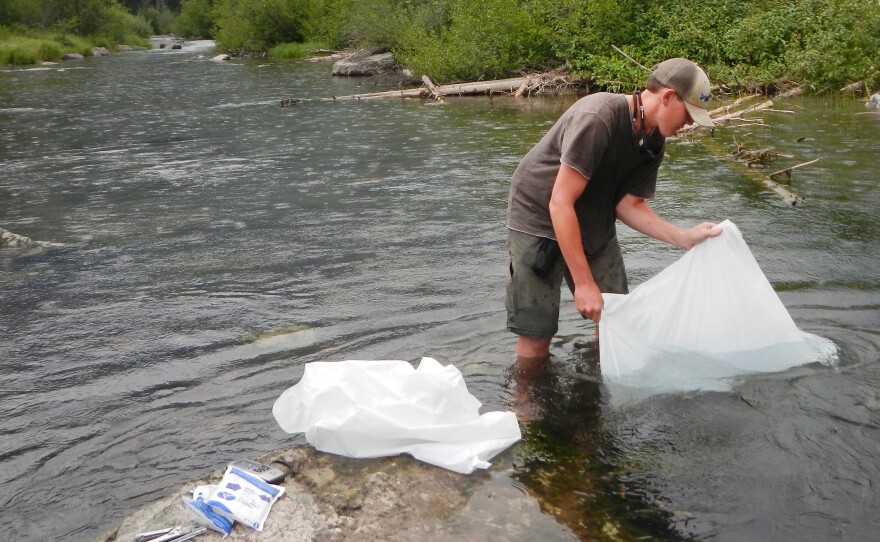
[574,281,604,323]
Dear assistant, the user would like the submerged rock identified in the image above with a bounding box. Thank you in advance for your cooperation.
[332,48,398,77]
[0,228,32,248]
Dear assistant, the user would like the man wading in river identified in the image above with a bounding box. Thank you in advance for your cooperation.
[505,58,721,360]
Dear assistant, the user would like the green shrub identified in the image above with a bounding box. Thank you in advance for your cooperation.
[395,0,554,82]
[139,6,175,35]
[213,0,313,54]
[173,0,215,38]
[300,0,349,48]
[783,0,880,91]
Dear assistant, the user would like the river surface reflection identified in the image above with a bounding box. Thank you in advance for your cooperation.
[1,41,878,541]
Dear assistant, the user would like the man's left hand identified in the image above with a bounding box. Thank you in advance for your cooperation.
[678,222,722,250]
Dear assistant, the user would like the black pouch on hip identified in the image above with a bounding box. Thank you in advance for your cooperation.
[531,237,561,278]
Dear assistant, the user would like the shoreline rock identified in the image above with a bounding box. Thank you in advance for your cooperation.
[97,446,575,542]
[332,48,398,77]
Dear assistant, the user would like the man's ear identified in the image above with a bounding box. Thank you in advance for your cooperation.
[661,88,677,105]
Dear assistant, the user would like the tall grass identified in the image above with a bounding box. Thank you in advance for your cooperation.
[269,41,330,60]
[0,31,149,66]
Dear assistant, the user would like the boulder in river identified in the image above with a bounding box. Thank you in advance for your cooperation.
[96,446,564,542]
[867,93,880,110]
[0,228,32,248]
[92,47,110,57]
[332,48,398,77]
[211,54,231,62]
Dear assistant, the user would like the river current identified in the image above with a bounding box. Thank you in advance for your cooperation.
[1,41,879,541]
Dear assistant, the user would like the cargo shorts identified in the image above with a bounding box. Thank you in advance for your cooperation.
[505,229,628,338]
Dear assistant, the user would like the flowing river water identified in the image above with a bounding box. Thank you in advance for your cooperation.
[1,41,879,541]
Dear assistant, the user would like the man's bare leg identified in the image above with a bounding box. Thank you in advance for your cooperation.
[515,336,552,358]
[512,337,552,421]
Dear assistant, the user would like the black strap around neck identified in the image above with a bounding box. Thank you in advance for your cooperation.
[633,90,655,158]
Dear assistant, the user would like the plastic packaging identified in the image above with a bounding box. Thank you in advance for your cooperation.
[599,220,836,392]
[190,466,285,532]
[182,494,233,537]
[272,357,521,474]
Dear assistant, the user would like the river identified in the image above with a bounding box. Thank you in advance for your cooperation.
[1,41,878,541]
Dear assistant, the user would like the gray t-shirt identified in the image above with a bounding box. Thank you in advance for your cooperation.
[506,93,664,256]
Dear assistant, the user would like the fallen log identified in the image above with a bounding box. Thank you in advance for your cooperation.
[292,74,570,103]
[701,137,805,206]
[332,87,428,100]
[769,158,822,180]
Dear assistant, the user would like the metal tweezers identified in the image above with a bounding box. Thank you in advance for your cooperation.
[134,526,208,542]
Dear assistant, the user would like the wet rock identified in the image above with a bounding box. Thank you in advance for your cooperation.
[302,467,336,488]
[92,47,110,56]
[867,93,880,110]
[149,35,185,50]
[332,48,398,77]
[62,53,84,60]
[98,446,580,542]
[211,54,231,62]
[0,228,32,248]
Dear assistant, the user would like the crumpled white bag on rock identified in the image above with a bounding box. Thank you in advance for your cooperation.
[599,219,836,392]
[272,357,521,474]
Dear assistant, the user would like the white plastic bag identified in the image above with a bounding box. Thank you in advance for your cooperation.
[272,357,521,474]
[599,220,836,392]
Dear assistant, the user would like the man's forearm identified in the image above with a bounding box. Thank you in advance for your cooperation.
[616,195,686,248]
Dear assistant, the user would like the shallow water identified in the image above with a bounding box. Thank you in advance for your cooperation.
[1,42,878,541]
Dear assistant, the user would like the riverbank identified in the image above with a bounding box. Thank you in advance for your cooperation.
[0,31,150,66]
[97,445,579,542]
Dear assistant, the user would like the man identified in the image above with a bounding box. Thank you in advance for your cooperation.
[505,58,721,359]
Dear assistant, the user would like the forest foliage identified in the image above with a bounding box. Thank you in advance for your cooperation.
[2,0,879,93]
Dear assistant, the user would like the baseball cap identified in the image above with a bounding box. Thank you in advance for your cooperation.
[651,58,713,127]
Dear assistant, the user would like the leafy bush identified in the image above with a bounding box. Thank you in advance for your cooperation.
[172,0,215,38]
[213,0,313,54]
[298,0,348,47]
[782,0,880,91]
[139,6,175,35]
[97,3,153,42]
[395,0,553,82]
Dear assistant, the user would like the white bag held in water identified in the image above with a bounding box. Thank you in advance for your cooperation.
[599,220,836,392]
[272,357,521,474]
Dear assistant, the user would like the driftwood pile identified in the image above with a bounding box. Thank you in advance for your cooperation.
[682,88,821,206]
[280,72,573,106]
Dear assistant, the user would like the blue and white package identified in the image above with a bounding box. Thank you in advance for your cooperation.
[182,491,233,537]
[203,466,285,531]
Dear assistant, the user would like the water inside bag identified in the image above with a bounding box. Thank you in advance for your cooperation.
[599,220,837,394]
